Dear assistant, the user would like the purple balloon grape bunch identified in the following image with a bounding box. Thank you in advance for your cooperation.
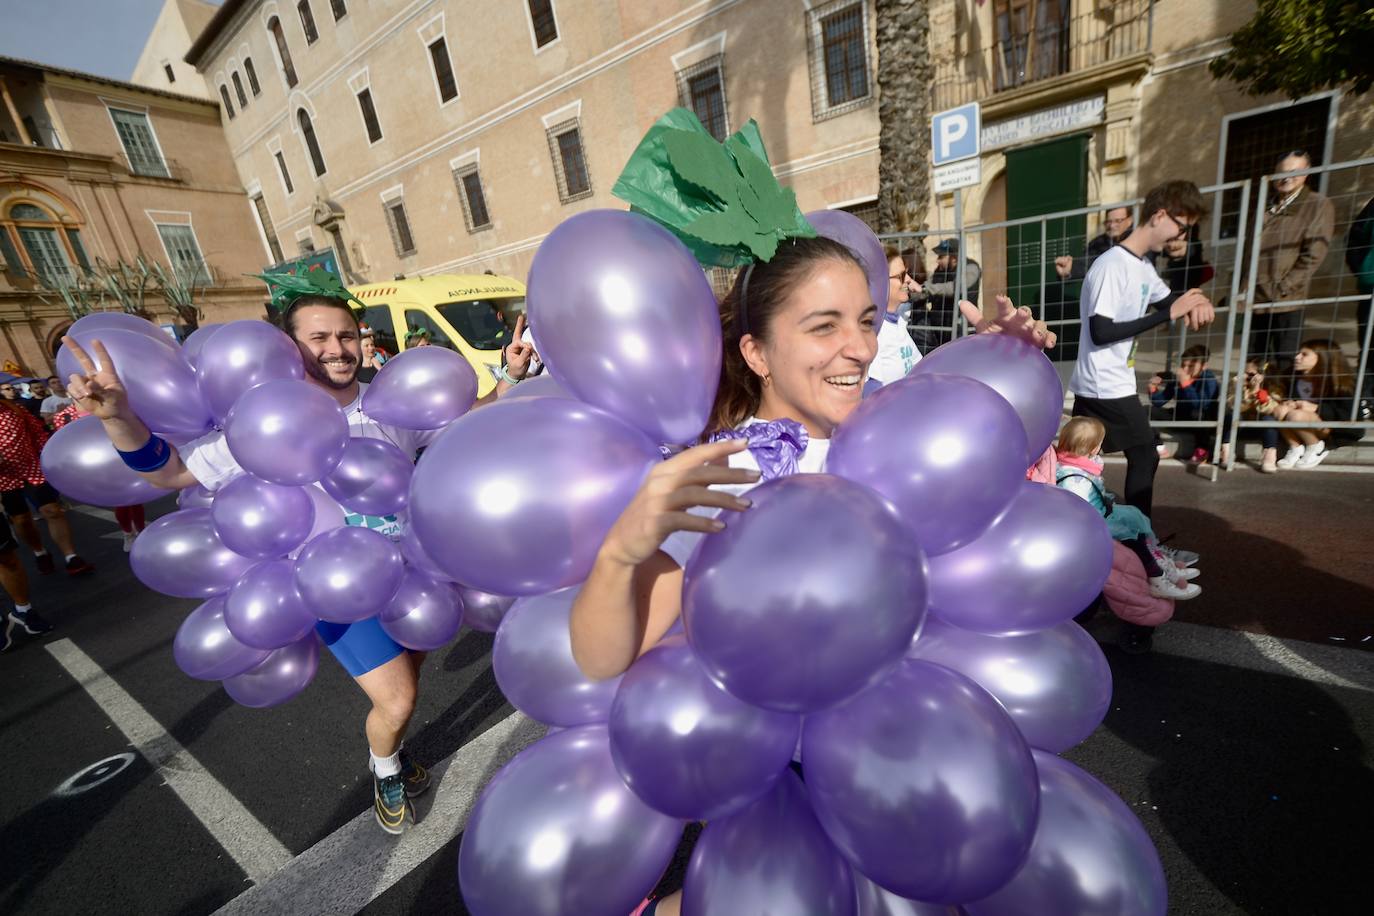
[453,210,1162,916]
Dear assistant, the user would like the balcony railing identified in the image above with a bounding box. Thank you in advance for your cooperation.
[932,0,1152,111]
[115,151,187,182]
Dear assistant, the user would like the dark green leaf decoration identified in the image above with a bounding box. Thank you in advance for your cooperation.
[253,268,364,313]
[613,108,815,267]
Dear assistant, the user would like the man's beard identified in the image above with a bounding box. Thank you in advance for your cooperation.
[305,356,358,390]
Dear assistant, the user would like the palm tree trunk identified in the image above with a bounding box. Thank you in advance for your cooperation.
[875,0,934,236]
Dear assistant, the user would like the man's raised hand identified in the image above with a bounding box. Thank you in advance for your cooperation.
[959,295,1057,351]
[61,336,131,421]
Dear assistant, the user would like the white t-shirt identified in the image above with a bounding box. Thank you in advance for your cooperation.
[869,314,922,386]
[181,382,442,539]
[1069,245,1171,400]
[660,421,829,569]
[40,394,73,415]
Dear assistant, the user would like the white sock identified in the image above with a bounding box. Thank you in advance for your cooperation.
[33,549,47,557]
[14,603,31,613]
[371,749,401,778]
[64,554,77,562]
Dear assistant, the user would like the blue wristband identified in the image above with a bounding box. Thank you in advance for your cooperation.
[116,434,171,473]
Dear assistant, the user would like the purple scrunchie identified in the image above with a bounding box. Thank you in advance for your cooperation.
[708,418,809,481]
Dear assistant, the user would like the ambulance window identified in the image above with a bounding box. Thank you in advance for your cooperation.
[360,305,397,355]
[435,298,510,350]
[404,309,455,349]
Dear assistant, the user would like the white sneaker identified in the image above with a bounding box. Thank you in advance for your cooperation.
[1294,442,1328,469]
[122,532,137,553]
[1149,576,1202,600]
[1276,445,1306,469]
[1174,566,1201,582]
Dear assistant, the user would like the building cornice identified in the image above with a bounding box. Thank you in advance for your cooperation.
[980,53,1153,122]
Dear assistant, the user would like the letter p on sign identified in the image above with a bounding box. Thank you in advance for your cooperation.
[931,103,980,166]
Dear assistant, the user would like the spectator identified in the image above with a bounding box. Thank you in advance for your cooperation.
[1157,228,1214,295]
[1273,338,1361,469]
[1054,207,1135,284]
[1246,150,1336,370]
[0,399,95,576]
[40,376,73,421]
[869,246,923,386]
[1,514,51,652]
[1149,344,1221,463]
[357,329,387,383]
[1345,195,1373,419]
[910,238,979,352]
[1219,358,1283,473]
[51,403,147,551]
[405,327,433,348]
[1,381,42,418]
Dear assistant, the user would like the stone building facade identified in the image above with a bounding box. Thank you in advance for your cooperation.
[0,57,270,376]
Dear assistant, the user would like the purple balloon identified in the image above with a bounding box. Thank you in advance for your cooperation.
[910,617,1112,753]
[40,415,164,508]
[178,484,216,509]
[131,509,257,599]
[855,873,961,916]
[964,752,1167,916]
[683,769,856,916]
[58,329,212,436]
[398,522,454,582]
[179,322,223,369]
[830,373,1030,556]
[454,584,514,633]
[928,482,1113,635]
[803,659,1040,904]
[173,596,271,680]
[68,312,178,348]
[609,635,799,820]
[195,320,304,423]
[225,559,319,650]
[913,334,1064,465]
[224,378,349,486]
[806,208,889,315]
[293,525,404,624]
[320,437,413,517]
[379,568,464,651]
[300,485,346,547]
[499,372,572,401]
[458,725,683,916]
[210,475,316,559]
[222,635,320,708]
[360,346,478,430]
[409,398,660,596]
[492,588,622,727]
[683,474,927,713]
[526,209,721,444]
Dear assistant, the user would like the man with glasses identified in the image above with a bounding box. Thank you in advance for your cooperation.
[1070,180,1215,520]
[1055,207,1135,284]
[0,382,42,419]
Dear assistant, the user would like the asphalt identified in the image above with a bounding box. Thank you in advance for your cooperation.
[1,464,1371,915]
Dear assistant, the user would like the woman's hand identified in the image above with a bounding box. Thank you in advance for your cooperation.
[599,439,759,568]
[959,295,1057,350]
[503,314,535,380]
[61,337,132,421]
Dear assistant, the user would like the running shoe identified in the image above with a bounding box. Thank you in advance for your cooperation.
[374,772,414,835]
[8,607,53,635]
[65,556,94,576]
[1276,445,1305,468]
[1158,545,1200,567]
[398,748,431,798]
[34,553,55,575]
[1294,442,1328,469]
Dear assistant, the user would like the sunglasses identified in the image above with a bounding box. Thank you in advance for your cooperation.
[889,270,910,282]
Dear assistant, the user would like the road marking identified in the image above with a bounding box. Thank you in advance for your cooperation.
[45,639,293,883]
[1237,630,1374,694]
[211,711,544,916]
[67,505,117,523]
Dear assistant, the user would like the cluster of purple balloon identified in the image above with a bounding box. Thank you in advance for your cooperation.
[445,209,1163,915]
[39,311,512,707]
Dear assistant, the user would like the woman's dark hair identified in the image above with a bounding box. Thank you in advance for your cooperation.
[1295,338,1354,400]
[708,235,864,434]
[276,294,360,338]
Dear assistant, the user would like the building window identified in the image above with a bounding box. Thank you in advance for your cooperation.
[806,0,872,121]
[244,57,261,95]
[299,233,316,254]
[18,226,74,285]
[66,228,91,273]
[528,0,558,48]
[992,0,1070,92]
[298,1,319,44]
[156,224,210,286]
[274,151,294,194]
[297,108,327,177]
[356,88,383,143]
[268,17,298,87]
[454,164,492,231]
[428,36,459,103]
[251,194,284,263]
[219,85,236,119]
[1219,96,1334,239]
[163,63,176,83]
[838,199,880,233]
[108,108,169,178]
[385,199,416,257]
[0,226,25,278]
[2,201,88,286]
[547,121,591,202]
[22,116,45,148]
[676,56,728,142]
[330,0,348,21]
[232,71,248,108]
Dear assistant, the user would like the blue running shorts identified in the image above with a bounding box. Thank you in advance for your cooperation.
[315,617,406,677]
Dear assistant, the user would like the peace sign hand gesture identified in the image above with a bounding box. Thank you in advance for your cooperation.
[959,295,1057,351]
[503,314,535,381]
[61,336,131,421]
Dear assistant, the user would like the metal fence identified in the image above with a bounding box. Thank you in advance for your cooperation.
[879,158,1374,480]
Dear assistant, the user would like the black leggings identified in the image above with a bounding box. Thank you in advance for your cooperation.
[1121,443,1160,515]
[1122,534,1163,578]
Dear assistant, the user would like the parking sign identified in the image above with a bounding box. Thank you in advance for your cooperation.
[931,103,980,166]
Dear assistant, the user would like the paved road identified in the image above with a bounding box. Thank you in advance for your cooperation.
[2,465,1372,915]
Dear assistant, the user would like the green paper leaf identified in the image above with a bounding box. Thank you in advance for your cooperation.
[662,130,740,207]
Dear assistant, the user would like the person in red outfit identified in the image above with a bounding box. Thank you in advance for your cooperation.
[51,404,146,551]
[0,399,94,576]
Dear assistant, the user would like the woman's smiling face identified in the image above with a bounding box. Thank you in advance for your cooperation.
[743,258,877,438]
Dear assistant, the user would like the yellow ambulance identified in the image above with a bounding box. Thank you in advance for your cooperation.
[348,273,525,397]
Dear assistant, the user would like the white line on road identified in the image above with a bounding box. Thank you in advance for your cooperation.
[211,711,545,916]
[45,639,294,884]
[67,505,117,523]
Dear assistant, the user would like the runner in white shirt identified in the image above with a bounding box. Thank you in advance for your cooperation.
[1068,180,1215,517]
[868,248,923,386]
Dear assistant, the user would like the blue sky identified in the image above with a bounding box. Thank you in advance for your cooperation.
[0,0,211,82]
